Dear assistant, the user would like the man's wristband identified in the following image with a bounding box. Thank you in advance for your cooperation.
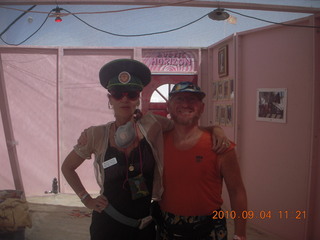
[233,235,246,240]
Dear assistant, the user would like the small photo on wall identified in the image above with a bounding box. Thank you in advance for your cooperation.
[212,82,217,100]
[214,105,220,124]
[229,79,234,99]
[218,45,228,77]
[220,105,226,125]
[256,88,287,123]
[223,80,229,99]
[218,81,223,100]
[226,104,233,126]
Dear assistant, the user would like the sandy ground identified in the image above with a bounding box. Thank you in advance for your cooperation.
[22,194,283,240]
[23,194,92,240]
[25,203,91,240]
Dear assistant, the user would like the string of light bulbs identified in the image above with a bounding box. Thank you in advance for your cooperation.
[0,5,319,46]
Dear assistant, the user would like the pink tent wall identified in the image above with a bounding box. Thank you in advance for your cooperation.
[1,15,319,239]
[1,49,59,195]
[237,20,313,239]
[59,48,136,193]
[203,15,320,239]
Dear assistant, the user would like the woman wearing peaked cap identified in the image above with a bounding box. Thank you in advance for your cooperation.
[61,59,229,240]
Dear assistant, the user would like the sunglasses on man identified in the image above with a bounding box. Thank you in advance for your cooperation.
[110,91,140,101]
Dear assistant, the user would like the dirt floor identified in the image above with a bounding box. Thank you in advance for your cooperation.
[23,194,283,240]
[25,203,91,240]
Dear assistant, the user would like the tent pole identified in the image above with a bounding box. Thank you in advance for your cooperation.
[0,54,25,200]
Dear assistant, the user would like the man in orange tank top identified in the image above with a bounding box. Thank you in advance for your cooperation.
[156,82,247,240]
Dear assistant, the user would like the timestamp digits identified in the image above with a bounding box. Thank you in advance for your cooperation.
[212,210,307,220]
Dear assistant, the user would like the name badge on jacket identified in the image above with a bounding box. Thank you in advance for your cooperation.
[103,157,117,169]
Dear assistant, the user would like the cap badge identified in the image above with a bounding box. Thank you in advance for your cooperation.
[118,71,131,84]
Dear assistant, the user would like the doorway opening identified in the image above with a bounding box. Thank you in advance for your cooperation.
[141,75,198,116]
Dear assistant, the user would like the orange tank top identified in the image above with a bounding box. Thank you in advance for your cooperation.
[160,130,224,216]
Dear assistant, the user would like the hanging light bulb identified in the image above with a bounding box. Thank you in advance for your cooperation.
[208,8,230,21]
[53,7,63,23]
[55,16,62,22]
[227,15,237,24]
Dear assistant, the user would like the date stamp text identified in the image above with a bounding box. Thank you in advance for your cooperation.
[212,210,307,220]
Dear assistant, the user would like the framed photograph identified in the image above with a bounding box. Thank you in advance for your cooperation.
[212,82,217,100]
[223,80,229,99]
[218,81,223,100]
[218,45,228,77]
[226,104,233,126]
[229,79,234,99]
[256,88,287,123]
[214,105,220,124]
[220,105,226,125]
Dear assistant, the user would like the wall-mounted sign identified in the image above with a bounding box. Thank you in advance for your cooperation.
[142,50,198,73]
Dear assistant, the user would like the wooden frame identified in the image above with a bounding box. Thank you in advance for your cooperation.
[218,45,228,77]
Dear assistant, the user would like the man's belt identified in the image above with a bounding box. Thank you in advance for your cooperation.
[104,204,153,229]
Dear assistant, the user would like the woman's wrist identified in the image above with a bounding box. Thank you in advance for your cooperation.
[80,193,90,202]
[77,190,90,203]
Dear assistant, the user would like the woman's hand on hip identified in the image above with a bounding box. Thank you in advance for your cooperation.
[83,194,109,213]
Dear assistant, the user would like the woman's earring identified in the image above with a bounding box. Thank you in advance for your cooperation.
[108,102,113,109]
[166,108,171,119]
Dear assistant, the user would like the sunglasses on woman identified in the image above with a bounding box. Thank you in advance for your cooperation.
[110,91,140,101]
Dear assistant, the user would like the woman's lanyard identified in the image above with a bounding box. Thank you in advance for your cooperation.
[121,122,143,189]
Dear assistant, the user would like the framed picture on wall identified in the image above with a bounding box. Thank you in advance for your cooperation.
[214,105,220,124]
[212,82,217,100]
[223,80,229,99]
[218,81,223,99]
[220,105,226,125]
[256,88,287,123]
[218,45,228,77]
[229,79,234,99]
[226,104,233,126]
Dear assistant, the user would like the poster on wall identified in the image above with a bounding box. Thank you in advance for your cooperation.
[256,88,287,123]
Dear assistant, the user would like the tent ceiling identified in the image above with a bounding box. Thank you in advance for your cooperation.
[1,0,320,13]
[0,1,319,47]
